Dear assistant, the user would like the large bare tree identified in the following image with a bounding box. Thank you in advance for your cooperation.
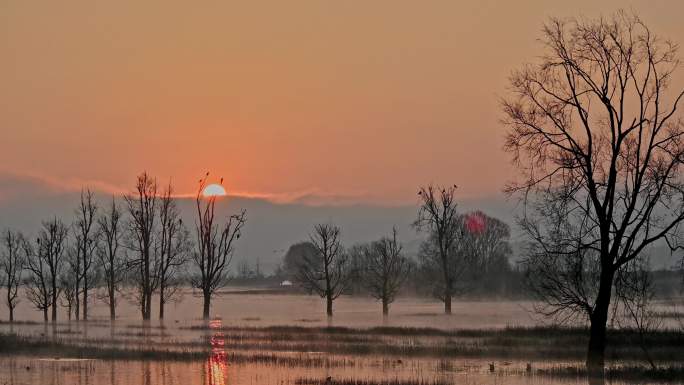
[96,197,126,320]
[296,223,350,317]
[502,11,684,375]
[156,183,190,319]
[74,189,99,320]
[124,172,159,320]
[414,184,461,314]
[191,175,246,319]
[1,229,24,322]
[360,228,410,315]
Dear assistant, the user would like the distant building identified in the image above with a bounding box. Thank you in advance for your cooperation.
[280,280,293,286]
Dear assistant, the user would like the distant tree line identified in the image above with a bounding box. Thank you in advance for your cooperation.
[273,184,517,316]
[0,171,245,322]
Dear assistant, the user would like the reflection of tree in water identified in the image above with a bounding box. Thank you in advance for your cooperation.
[205,319,227,385]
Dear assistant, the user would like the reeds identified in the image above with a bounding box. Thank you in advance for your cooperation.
[295,378,451,385]
[538,364,684,382]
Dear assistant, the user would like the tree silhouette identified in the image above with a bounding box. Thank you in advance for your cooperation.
[502,11,684,376]
[25,218,68,322]
[296,223,351,317]
[156,182,190,319]
[1,229,25,322]
[191,174,246,319]
[74,188,99,320]
[124,172,159,320]
[96,197,126,320]
[414,184,460,314]
[359,228,410,315]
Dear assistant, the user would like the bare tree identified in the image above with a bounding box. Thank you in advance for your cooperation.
[360,228,410,315]
[124,172,159,320]
[74,189,99,320]
[464,212,512,275]
[59,265,78,321]
[26,218,68,322]
[63,245,81,320]
[156,183,190,319]
[414,184,461,314]
[1,229,24,322]
[24,238,51,322]
[502,11,684,375]
[191,175,246,319]
[296,223,350,317]
[96,197,126,320]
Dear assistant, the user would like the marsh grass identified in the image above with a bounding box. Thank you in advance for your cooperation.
[176,325,684,361]
[539,364,684,382]
[295,378,451,385]
[0,333,355,368]
[2,324,683,371]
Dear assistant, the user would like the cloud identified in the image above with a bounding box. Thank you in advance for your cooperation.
[0,169,125,201]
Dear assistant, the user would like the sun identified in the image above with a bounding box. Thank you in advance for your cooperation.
[202,183,227,197]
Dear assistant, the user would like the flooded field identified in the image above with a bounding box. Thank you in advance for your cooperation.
[1,289,682,385]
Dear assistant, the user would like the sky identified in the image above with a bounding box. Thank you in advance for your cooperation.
[2,1,684,205]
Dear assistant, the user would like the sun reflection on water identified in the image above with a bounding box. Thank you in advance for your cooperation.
[205,319,228,385]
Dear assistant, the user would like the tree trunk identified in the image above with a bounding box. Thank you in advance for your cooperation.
[75,290,80,321]
[586,267,614,378]
[443,268,453,315]
[159,286,165,320]
[141,290,147,320]
[43,308,48,322]
[145,292,152,320]
[51,290,57,321]
[109,288,116,320]
[203,293,211,319]
[75,261,80,321]
[382,298,389,316]
[144,252,150,320]
[83,281,88,321]
[7,290,13,322]
[326,295,333,317]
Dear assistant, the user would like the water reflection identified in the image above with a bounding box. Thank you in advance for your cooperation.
[205,319,228,385]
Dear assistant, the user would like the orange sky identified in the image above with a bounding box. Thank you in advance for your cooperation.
[2,1,683,204]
